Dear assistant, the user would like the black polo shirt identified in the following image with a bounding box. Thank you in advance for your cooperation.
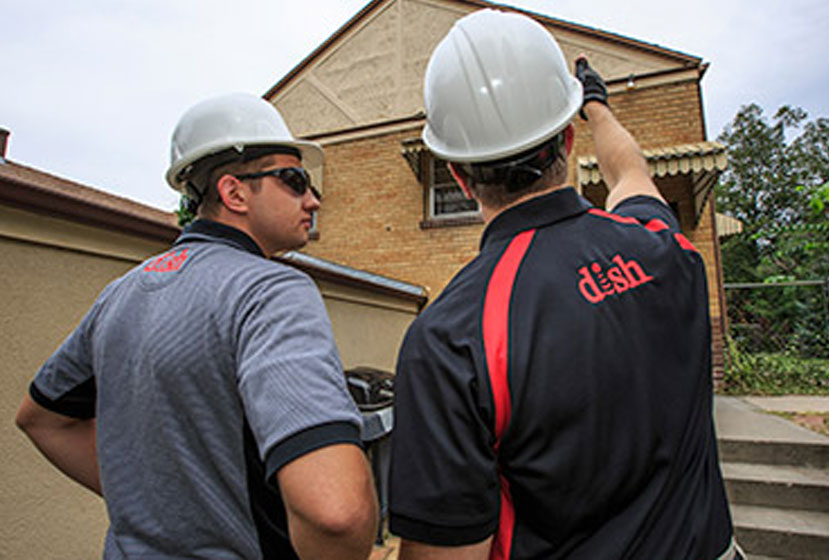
[388,188,732,559]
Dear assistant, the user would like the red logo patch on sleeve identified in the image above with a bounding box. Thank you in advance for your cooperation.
[144,248,189,273]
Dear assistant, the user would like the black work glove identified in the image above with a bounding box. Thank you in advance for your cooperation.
[575,57,608,120]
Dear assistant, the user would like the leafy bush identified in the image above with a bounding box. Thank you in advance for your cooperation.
[720,336,829,395]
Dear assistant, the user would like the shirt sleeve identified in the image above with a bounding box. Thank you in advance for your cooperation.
[389,319,501,545]
[234,268,362,480]
[30,297,103,419]
[611,195,681,232]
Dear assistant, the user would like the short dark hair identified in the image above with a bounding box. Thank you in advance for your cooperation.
[452,134,567,208]
[185,145,302,217]
[196,158,267,218]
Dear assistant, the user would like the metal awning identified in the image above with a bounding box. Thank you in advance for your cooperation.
[578,141,728,226]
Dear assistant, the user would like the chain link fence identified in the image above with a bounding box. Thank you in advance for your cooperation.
[723,279,829,393]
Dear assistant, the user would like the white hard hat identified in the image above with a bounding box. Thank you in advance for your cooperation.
[422,9,582,163]
[165,93,324,193]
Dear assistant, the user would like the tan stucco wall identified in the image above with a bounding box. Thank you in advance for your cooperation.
[318,281,421,372]
[1,204,419,558]
[1,208,156,559]
[271,0,693,138]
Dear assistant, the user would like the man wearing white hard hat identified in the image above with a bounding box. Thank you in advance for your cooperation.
[388,9,739,560]
[16,93,378,558]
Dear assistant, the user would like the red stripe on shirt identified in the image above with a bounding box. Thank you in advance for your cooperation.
[674,233,699,253]
[492,475,515,560]
[591,209,697,253]
[645,218,669,232]
[482,228,535,560]
[588,208,639,225]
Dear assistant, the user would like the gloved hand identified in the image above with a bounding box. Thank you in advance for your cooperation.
[575,56,608,120]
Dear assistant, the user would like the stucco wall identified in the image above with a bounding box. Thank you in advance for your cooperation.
[271,0,698,139]
[319,281,421,372]
[1,215,154,559]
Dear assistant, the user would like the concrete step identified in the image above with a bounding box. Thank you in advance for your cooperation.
[722,461,829,512]
[719,438,829,470]
[730,504,829,559]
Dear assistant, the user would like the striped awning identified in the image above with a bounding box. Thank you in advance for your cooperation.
[578,141,728,226]
[715,212,743,238]
[578,141,728,184]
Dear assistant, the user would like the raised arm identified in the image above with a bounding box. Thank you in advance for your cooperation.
[277,443,379,559]
[576,57,665,210]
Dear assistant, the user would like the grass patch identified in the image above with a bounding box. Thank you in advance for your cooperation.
[719,337,829,396]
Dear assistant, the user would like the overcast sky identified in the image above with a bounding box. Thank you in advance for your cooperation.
[3,0,828,211]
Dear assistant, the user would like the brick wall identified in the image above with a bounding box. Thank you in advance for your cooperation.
[307,128,483,298]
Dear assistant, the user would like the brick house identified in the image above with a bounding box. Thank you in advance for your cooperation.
[264,0,728,376]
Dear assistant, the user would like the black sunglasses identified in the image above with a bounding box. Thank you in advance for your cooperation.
[235,167,321,201]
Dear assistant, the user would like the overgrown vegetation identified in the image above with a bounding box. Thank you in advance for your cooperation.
[716,104,828,395]
[720,337,829,395]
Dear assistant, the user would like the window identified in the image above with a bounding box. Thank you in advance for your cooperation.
[401,137,483,229]
[428,158,480,220]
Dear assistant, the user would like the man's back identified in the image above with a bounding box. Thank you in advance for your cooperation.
[34,222,360,558]
[389,189,732,558]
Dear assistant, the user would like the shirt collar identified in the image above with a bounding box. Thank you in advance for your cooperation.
[480,187,593,250]
[174,219,265,257]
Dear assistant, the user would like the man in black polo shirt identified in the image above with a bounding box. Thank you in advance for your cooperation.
[388,9,739,560]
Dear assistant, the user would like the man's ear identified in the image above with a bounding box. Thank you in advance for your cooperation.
[564,123,575,156]
[447,162,474,200]
[216,174,249,214]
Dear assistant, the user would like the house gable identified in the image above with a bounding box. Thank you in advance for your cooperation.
[265,0,704,139]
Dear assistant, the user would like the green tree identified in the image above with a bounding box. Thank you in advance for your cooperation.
[176,195,196,227]
[716,104,829,364]
[717,104,828,281]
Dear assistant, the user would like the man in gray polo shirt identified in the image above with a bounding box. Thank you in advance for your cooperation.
[15,93,378,559]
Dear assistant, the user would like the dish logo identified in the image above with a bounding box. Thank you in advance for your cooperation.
[577,254,654,304]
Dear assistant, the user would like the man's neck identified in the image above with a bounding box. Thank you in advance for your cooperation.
[199,211,270,256]
[480,182,569,224]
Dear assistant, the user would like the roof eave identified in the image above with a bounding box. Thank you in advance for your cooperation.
[0,171,180,243]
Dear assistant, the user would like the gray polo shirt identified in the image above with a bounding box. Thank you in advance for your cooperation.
[31,219,362,559]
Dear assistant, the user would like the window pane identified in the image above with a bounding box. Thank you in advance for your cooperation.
[430,158,479,218]
[434,185,478,216]
[434,161,453,185]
